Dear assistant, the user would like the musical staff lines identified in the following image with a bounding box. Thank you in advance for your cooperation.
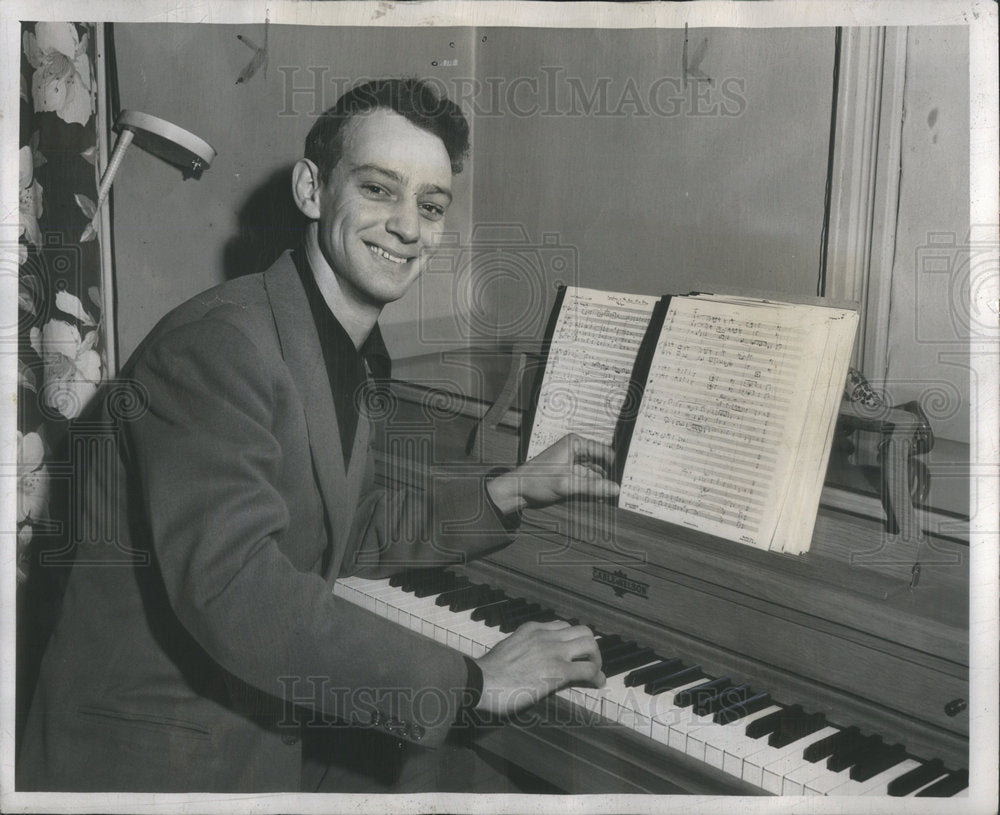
[527,287,660,458]
[618,297,856,552]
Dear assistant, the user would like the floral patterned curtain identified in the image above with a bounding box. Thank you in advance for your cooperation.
[18,22,106,583]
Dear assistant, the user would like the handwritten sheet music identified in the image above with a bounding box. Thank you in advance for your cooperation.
[526,287,659,460]
[618,296,856,551]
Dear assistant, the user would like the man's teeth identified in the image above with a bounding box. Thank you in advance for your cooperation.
[368,244,407,264]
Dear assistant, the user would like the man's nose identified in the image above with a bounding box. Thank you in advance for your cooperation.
[386,200,420,243]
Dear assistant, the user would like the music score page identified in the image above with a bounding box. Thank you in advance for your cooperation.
[526,287,660,460]
[617,296,857,552]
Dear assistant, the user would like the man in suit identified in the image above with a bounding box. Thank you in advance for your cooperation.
[18,78,618,793]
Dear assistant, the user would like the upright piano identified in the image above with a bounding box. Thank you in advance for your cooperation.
[341,355,970,797]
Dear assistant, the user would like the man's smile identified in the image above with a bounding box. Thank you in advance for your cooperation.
[365,241,410,264]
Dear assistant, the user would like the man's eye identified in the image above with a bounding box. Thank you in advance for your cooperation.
[420,203,446,220]
[361,183,389,197]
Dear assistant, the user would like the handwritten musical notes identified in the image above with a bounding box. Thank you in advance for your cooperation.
[525,287,858,554]
[526,287,660,459]
[618,295,858,553]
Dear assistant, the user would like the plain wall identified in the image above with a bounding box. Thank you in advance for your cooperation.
[112,24,834,363]
[470,27,835,344]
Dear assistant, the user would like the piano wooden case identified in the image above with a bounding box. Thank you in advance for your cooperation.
[368,364,969,795]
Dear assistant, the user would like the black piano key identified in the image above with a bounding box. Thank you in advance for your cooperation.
[695,684,751,717]
[746,705,797,739]
[397,569,446,591]
[803,726,859,763]
[826,733,880,773]
[436,583,481,607]
[483,598,526,627]
[450,586,502,612]
[624,658,683,687]
[769,710,827,748]
[887,759,946,796]
[389,569,421,587]
[498,603,543,633]
[496,601,537,628]
[850,743,907,782]
[470,595,512,621]
[675,677,731,708]
[595,635,623,656]
[603,647,656,677]
[838,736,886,776]
[714,691,773,724]
[915,768,968,797]
[645,665,704,695]
[414,573,467,597]
[482,597,527,628]
[599,640,641,662]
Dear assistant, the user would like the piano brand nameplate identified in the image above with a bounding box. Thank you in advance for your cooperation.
[592,567,649,600]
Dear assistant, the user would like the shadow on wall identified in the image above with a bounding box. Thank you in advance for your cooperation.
[223,164,306,280]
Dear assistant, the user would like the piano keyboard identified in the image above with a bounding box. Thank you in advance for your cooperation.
[334,569,969,798]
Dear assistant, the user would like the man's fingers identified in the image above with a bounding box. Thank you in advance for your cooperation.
[572,434,616,472]
[561,630,602,670]
[573,470,621,499]
[519,621,595,643]
[512,621,602,671]
[562,660,606,686]
[517,619,572,635]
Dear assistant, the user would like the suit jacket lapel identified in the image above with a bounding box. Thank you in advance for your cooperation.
[263,252,357,569]
[329,406,372,580]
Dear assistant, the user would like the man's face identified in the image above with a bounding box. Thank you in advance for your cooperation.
[314,109,454,307]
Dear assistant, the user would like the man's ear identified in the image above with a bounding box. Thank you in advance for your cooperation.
[291,158,323,220]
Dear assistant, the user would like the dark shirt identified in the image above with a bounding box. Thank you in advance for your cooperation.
[295,250,391,468]
[296,251,487,707]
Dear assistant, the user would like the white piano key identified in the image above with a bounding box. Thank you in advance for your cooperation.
[762,743,834,794]
[599,672,649,721]
[649,682,720,755]
[619,691,679,738]
[605,668,662,723]
[781,749,844,795]
[730,725,838,788]
[567,684,591,711]
[425,605,467,643]
[649,680,713,747]
[392,592,442,630]
[350,579,404,618]
[613,663,674,734]
[803,765,855,795]
[445,615,483,651]
[699,706,783,771]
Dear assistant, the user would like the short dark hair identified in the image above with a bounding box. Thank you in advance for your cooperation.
[304,78,470,181]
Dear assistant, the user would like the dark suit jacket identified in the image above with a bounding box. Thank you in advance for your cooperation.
[18,252,512,792]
